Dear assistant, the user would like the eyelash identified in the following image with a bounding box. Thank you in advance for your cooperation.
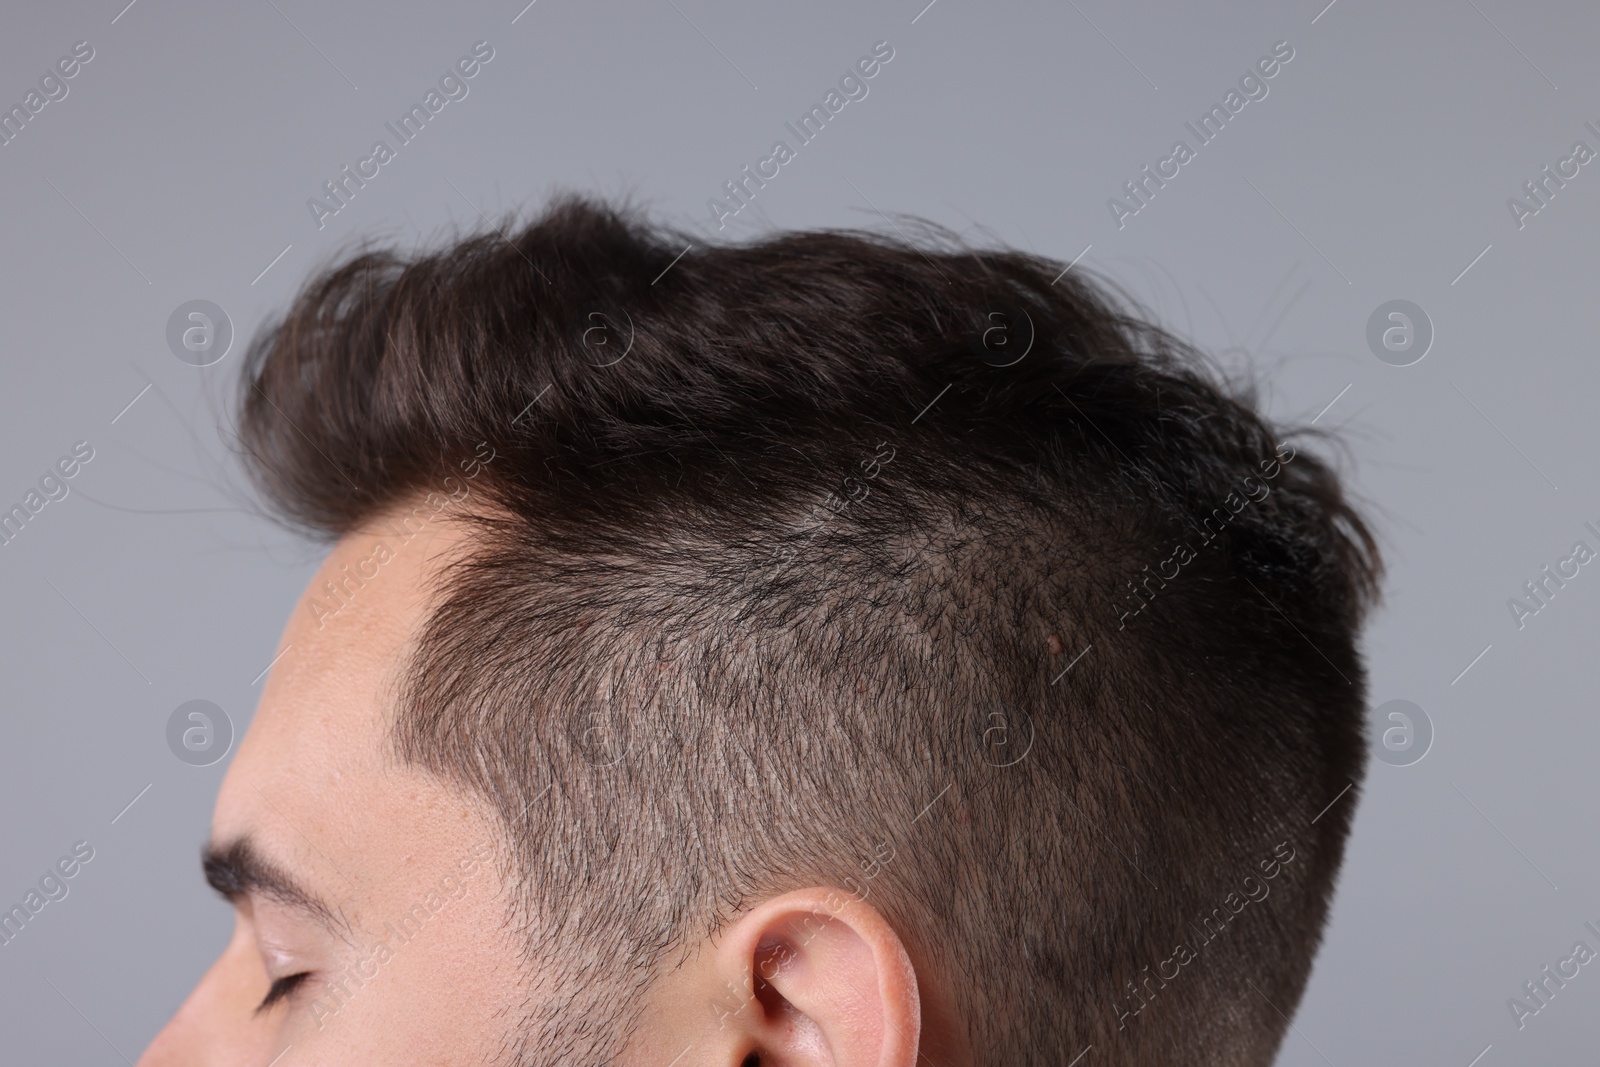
[256,972,311,1014]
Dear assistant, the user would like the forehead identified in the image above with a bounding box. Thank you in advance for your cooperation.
[212,509,493,894]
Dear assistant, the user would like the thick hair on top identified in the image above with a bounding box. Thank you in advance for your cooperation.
[238,193,1381,1066]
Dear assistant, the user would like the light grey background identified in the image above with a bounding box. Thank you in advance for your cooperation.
[0,0,1595,1061]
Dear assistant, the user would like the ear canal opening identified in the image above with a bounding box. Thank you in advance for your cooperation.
[750,935,800,1031]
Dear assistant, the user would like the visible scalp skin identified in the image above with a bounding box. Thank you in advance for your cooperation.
[238,194,1382,1065]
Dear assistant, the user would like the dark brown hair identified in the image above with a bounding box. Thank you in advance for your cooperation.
[238,193,1381,1065]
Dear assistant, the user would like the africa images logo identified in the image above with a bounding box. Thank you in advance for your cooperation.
[1111,443,1296,630]
[1505,520,1600,630]
[707,40,895,231]
[0,841,95,948]
[0,40,94,150]
[1107,40,1294,229]
[307,41,495,230]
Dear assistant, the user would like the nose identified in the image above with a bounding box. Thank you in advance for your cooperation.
[137,921,278,1066]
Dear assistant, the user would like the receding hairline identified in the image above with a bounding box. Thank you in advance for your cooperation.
[235,192,1381,1064]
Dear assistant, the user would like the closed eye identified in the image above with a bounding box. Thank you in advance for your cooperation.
[255,972,311,1014]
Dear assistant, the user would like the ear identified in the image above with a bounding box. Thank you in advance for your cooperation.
[698,886,922,1067]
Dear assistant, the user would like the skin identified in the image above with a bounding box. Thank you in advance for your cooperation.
[139,503,965,1067]
[137,510,527,1066]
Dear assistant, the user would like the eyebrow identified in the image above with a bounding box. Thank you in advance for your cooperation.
[202,837,348,936]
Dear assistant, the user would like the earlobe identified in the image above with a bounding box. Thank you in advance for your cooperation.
[715,887,922,1067]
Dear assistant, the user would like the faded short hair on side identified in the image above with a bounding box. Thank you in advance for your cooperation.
[238,193,1383,1065]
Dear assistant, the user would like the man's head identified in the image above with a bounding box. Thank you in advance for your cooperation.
[140,194,1381,1065]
